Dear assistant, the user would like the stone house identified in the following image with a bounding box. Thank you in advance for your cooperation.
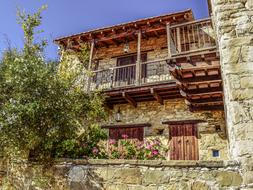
[54,9,228,161]
[0,0,252,189]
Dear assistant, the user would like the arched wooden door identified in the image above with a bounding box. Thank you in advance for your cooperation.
[169,124,199,160]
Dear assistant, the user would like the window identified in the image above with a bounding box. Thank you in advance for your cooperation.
[212,150,220,157]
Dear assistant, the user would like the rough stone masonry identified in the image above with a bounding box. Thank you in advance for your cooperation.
[210,0,253,188]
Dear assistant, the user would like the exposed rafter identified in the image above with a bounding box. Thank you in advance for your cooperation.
[150,88,164,105]
[122,92,137,107]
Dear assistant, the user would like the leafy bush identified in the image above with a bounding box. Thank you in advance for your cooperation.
[0,6,107,162]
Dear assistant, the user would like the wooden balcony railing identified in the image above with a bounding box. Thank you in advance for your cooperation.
[141,59,172,84]
[90,59,172,90]
[169,18,216,55]
[89,18,217,91]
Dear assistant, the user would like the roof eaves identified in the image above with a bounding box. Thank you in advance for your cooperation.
[54,9,193,43]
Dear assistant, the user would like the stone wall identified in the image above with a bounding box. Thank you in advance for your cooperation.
[0,159,243,190]
[210,0,253,188]
[105,99,228,161]
[94,35,168,65]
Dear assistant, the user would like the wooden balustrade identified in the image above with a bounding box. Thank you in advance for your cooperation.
[89,18,217,91]
[90,59,172,90]
[91,64,136,90]
[170,18,216,55]
[141,59,172,84]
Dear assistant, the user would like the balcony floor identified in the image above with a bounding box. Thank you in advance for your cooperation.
[105,80,181,108]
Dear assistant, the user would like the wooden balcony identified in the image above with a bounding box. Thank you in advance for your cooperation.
[90,59,172,91]
[90,59,179,107]
[87,18,223,110]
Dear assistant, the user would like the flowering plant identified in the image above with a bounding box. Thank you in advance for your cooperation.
[90,135,168,160]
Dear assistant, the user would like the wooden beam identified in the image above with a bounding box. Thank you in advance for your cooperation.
[150,88,164,105]
[153,30,160,38]
[122,92,137,107]
[176,27,181,53]
[102,123,151,129]
[166,23,172,59]
[183,86,223,95]
[162,119,205,125]
[189,105,224,111]
[87,40,95,93]
[105,101,114,109]
[177,75,221,83]
[190,101,224,106]
[135,30,142,86]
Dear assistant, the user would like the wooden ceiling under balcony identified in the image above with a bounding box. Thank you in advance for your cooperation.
[104,81,181,108]
[168,50,223,111]
[103,50,223,111]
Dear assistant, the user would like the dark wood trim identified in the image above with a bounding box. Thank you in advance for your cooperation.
[189,105,224,111]
[104,80,178,95]
[178,75,221,83]
[162,119,205,125]
[182,86,222,95]
[102,123,151,129]
[150,88,164,105]
[122,92,137,107]
[188,97,223,103]
[111,50,153,59]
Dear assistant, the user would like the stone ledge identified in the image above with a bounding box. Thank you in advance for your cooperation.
[55,159,239,168]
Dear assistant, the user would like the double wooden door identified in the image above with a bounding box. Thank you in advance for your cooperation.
[109,127,144,141]
[169,124,199,160]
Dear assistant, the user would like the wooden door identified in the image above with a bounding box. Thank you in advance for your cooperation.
[109,127,144,141]
[170,124,199,160]
[116,54,147,85]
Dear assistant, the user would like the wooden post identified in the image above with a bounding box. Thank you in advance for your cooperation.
[176,27,182,53]
[136,30,142,86]
[166,23,172,58]
[87,40,95,93]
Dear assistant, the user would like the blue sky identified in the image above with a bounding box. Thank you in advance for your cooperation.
[0,0,209,60]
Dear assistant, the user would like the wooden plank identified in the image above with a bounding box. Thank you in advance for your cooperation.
[135,30,142,85]
[104,81,178,95]
[184,125,190,160]
[189,105,224,111]
[162,119,205,125]
[122,92,137,107]
[188,96,223,103]
[150,88,164,105]
[180,125,185,160]
[190,101,223,106]
[166,23,172,58]
[170,126,175,160]
[176,27,182,53]
[183,86,222,95]
[87,40,95,93]
[178,75,221,83]
[102,123,151,129]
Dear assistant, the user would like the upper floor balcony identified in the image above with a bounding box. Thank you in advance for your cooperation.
[55,11,222,111]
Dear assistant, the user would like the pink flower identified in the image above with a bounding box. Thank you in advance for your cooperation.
[92,147,99,154]
[109,139,116,145]
[121,134,128,139]
[153,139,161,145]
[147,144,153,150]
[152,150,159,155]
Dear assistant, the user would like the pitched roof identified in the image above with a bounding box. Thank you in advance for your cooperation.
[54,9,193,44]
